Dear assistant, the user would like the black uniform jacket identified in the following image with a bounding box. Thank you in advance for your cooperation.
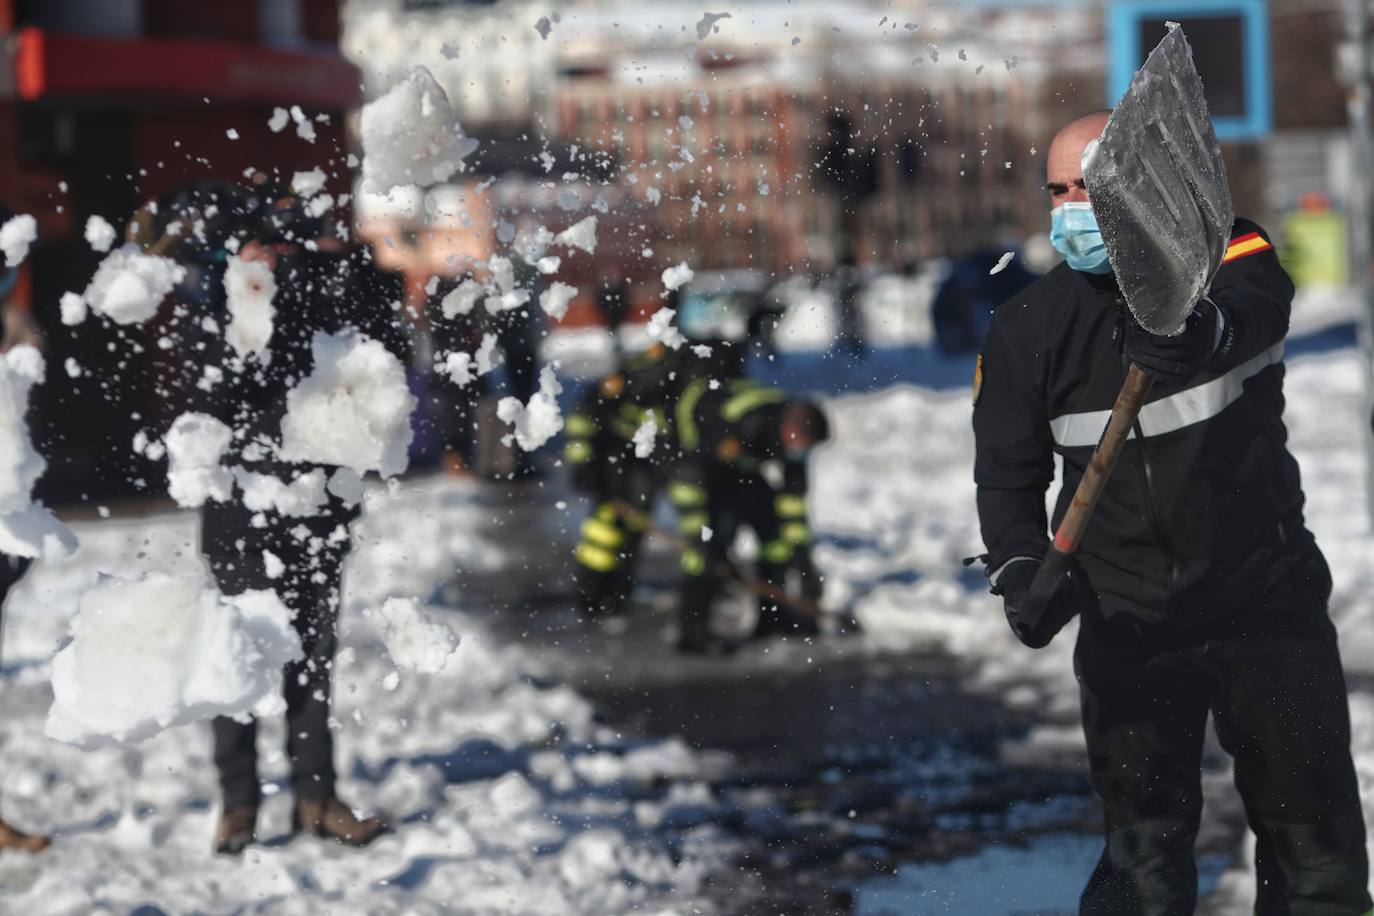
[974,219,1310,624]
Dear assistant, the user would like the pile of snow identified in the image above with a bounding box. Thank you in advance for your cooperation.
[360,66,475,195]
[0,212,37,267]
[222,255,276,357]
[46,571,301,749]
[83,246,185,325]
[279,331,416,477]
[498,365,564,451]
[0,347,76,559]
[372,596,459,674]
[163,412,233,509]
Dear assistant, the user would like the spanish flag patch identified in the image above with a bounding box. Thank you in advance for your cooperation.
[1221,231,1273,264]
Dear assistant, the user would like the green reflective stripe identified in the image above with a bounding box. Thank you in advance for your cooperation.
[721,386,786,422]
[668,480,707,507]
[564,441,593,462]
[581,518,623,549]
[762,538,794,564]
[681,548,706,576]
[781,521,811,545]
[678,511,709,535]
[775,494,807,518]
[566,414,596,436]
[622,507,649,532]
[676,379,709,451]
[575,542,618,572]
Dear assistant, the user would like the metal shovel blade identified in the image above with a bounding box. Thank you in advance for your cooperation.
[1083,24,1234,336]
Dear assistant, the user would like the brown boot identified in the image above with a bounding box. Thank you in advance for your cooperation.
[293,796,387,847]
[0,817,49,853]
[213,805,258,856]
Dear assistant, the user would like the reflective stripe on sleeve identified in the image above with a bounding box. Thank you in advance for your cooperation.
[575,542,618,572]
[775,493,807,518]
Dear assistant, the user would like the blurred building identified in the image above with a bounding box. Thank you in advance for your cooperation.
[0,0,360,501]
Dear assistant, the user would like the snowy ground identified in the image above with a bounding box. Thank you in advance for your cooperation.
[1,341,1372,913]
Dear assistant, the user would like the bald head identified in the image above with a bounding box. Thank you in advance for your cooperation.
[1046,110,1111,209]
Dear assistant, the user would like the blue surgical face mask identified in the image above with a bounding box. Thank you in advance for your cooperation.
[1049,201,1112,274]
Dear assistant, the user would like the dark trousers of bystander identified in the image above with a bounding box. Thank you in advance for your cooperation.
[1076,546,1373,916]
[200,496,357,810]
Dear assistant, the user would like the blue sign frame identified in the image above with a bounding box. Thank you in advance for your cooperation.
[1107,0,1272,141]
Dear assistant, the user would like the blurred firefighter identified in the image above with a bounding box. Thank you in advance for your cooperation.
[668,377,828,653]
[0,205,47,853]
[180,183,401,854]
[565,344,674,620]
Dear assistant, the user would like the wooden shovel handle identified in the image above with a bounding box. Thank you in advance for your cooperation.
[1023,364,1153,610]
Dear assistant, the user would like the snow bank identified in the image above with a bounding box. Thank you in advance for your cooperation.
[0,347,76,559]
[372,596,460,674]
[83,245,185,325]
[222,255,276,357]
[360,66,475,194]
[163,412,233,509]
[497,365,564,451]
[278,331,416,477]
[0,213,37,267]
[46,571,301,749]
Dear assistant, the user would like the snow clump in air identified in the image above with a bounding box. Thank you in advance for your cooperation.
[84,215,117,253]
[645,307,687,350]
[555,216,598,253]
[662,261,694,292]
[83,246,186,325]
[539,281,577,320]
[372,596,460,674]
[360,66,476,195]
[989,251,1016,275]
[441,277,482,318]
[0,346,76,559]
[633,415,658,458]
[231,467,328,517]
[222,255,277,357]
[437,350,477,387]
[59,292,87,326]
[46,571,301,749]
[0,213,36,268]
[278,331,416,477]
[163,412,233,509]
[497,365,564,451]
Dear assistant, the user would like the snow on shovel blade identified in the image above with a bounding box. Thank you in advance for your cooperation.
[1084,23,1234,336]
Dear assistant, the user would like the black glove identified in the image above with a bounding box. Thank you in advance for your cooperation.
[1123,300,1222,383]
[991,554,1094,649]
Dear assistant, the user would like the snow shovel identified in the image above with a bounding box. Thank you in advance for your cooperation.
[611,499,836,624]
[1019,24,1233,628]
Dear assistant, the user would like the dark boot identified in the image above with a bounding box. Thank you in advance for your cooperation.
[213,805,258,856]
[293,796,387,847]
[0,817,49,853]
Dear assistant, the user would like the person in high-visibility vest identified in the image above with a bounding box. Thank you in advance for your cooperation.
[667,378,828,654]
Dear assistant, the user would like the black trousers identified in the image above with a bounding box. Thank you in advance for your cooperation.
[1076,547,1371,916]
[574,458,658,617]
[201,498,356,809]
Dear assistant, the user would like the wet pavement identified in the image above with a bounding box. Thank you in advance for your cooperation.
[438,479,1242,914]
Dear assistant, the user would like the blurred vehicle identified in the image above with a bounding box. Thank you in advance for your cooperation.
[931,248,1038,354]
[676,269,772,343]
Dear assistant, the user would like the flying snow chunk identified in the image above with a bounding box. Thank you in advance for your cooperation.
[555,216,598,254]
[292,167,328,198]
[441,277,482,318]
[163,412,233,508]
[374,597,460,674]
[360,66,475,194]
[437,350,476,387]
[540,281,577,321]
[696,11,732,40]
[497,365,564,451]
[989,251,1016,276]
[223,255,277,357]
[84,245,185,325]
[0,347,75,559]
[46,572,302,749]
[226,128,240,140]
[268,107,290,132]
[536,255,561,275]
[475,333,501,375]
[633,415,658,458]
[290,105,316,143]
[279,331,417,477]
[662,261,694,292]
[645,308,686,350]
[84,215,116,253]
[232,467,328,517]
[0,213,37,268]
[534,16,553,40]
[59,292,87,326]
